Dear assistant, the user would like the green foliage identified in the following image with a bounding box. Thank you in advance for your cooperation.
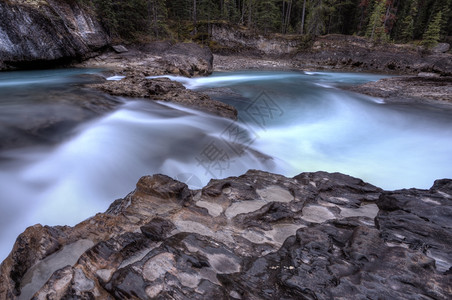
[399,15,415,42]
[306,0,329,36]
[365,0,388,43]
[396,0,417,42]
[422,11,443,48]
[149,0,169,38]
[297,34,315,49]
[80,0,452,44]
[255,0,280,34]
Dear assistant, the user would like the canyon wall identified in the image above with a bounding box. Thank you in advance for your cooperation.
[0,0,109,70]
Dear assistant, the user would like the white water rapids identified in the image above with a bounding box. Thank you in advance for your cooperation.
[1,69,452,260]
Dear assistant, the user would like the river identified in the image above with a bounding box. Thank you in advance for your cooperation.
[1,69,452,261]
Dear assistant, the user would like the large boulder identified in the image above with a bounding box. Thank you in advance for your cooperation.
[1,170,451,299]
[0,0,110,70]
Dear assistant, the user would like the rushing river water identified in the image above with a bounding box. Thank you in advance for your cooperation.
[1,69,452,260]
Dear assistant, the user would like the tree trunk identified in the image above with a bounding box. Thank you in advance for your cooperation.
[248,0,252,28]
[193,0,197,34]
[282,0,286,33]
[301,0,306,34]
[285,0,293,34]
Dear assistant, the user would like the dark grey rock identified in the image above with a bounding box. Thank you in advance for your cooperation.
[0,0,110,70]
[1,171,451,299]
[433,43,450,54]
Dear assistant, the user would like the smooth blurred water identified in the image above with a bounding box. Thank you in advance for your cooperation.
[1,69,452,261]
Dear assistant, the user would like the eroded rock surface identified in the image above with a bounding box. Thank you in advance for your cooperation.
[90,76,237,120]
[0,0,110,70]
[210,29,452,76]
[79,42,214,77]
[346,76,452,104]
[0,171,451,299]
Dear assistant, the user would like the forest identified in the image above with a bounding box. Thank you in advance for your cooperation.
[84,0,452,47]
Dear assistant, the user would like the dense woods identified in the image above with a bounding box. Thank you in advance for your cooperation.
[85,0,451,46]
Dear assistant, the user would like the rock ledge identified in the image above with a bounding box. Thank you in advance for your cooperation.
[0,170,451,299]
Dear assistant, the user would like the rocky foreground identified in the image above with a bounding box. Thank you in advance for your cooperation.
[0,170,451,299]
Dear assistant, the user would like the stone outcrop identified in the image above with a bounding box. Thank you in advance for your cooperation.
[1,170,451,299]
[210,23,299,57]
[293,35,452,76]
[79,42,214,77]
[90,76,237,119]
[0,0,110,70]
[345,75,452,104]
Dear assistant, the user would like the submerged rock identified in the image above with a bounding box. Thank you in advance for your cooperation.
[1,170,451,299]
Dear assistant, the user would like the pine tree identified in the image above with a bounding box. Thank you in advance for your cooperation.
[255,0,279,34]
[365,0,388,42]
[306,0,328,36]
[422,11,443,48]
[397,0,417,42]
[148,0,168,38]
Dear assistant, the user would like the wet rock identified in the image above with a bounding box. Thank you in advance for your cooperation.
[376,184,452,273]
[0,87,122,151]
[1,170,451,299]
[90,76,238,119]
[346,76,452,104]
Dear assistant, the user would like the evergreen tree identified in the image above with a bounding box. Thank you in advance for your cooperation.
[398,0,418,42]
[365,0,388,42]
[422,11,443,47]
[306,0,328,36]
[167,0,191,20]
[255,0,280,34]
[149,0,168,38]
[300,0,307,34]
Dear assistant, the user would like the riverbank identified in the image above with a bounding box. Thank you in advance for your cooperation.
[345,75,452,106]
[212,53,452,105]
[78,39,452,108]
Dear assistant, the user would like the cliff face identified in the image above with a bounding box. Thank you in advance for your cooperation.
[0,0,110,70]
[210,24,299,57]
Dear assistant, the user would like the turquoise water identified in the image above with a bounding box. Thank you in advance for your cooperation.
[1,69,452,260]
